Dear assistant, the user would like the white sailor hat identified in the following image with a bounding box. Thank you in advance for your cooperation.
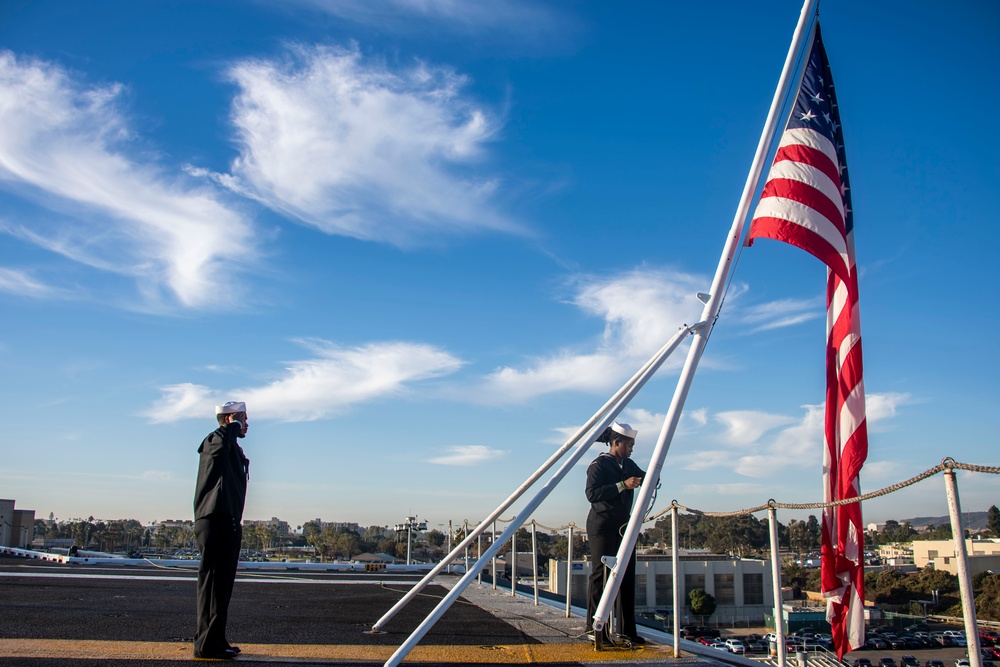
[215,401,247,415]
[610,421,637,440]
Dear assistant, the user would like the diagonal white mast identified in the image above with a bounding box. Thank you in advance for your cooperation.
[591,0,820,634]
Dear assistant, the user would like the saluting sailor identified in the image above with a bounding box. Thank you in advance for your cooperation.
[192,401,251,660]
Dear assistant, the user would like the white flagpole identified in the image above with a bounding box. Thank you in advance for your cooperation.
[591,0,820,635]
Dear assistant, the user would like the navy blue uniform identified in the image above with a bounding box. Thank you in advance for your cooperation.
[193,422,249,657]
[585,452,644,637]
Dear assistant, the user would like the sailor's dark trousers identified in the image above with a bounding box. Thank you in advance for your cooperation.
[194,514,242,655]
[585,516,638,638]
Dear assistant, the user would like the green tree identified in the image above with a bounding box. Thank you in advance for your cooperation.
[688,588,717,621]
[705,514,768,557]
[335,532,360,559]
[549,532,587,560]
[913,524,952,541]
[804,515,821,550]
[987,505,1000,538]
[974,573,1000,621]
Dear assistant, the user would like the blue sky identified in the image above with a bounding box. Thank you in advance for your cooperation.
[1,0,997,534]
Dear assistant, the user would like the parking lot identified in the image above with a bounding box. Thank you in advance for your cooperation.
[701,626,994,667]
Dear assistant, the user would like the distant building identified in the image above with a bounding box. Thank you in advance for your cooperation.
[911,537,1000,576]
[878,543,913,561]
[0,499,35,548]
[548,552,775,624]
[244,517,291,535]
[309,519,362,534]
[154,519,192,531]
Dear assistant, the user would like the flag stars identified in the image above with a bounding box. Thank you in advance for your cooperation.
[810,91,825,104]
[798,109,817,122]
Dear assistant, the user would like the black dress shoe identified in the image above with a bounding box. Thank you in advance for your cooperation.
[226,645,241,654]
[194,647,239,660]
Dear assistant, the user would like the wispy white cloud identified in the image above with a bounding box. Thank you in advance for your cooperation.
[671,392,911,480]
[478,268,706,403]
[215,45,517,246]
[279,0,573,42]
[428,445,506,466]
[857,460,902,483]
[146,338,464,423]
[0,267,65,298]
[680,482,770,497]
[733,296,824,332]
[714,410,797,446]
[866,392,911,426]
[0,51,256,309]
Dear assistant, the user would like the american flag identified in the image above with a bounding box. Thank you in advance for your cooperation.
[746,24,868,659]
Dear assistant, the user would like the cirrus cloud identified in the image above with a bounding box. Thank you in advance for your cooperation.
[428,445,507,466]
[145,338,464,423]
[217,44,519,246]
[0,51,256,309]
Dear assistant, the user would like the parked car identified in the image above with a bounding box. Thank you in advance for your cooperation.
[866,638,890,650]
[724,639,746,654]
[697,636,716,646]
[880,658,899,667]
[854,659,873,667]
[953,659,969,667]
[907,623,931,633]
[982,661,995,667]
[981,630,1000,647]
[924,661,945,667]
[985,647,1000,660]
[708,641,729,651]
[901,655,920,667]
[931,633,954,647]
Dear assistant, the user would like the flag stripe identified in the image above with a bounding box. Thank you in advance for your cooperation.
[772,141,842,197]
[760,174,846,247]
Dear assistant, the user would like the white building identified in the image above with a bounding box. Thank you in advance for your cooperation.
[911,537,1000,576]
[549,553,775,624]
